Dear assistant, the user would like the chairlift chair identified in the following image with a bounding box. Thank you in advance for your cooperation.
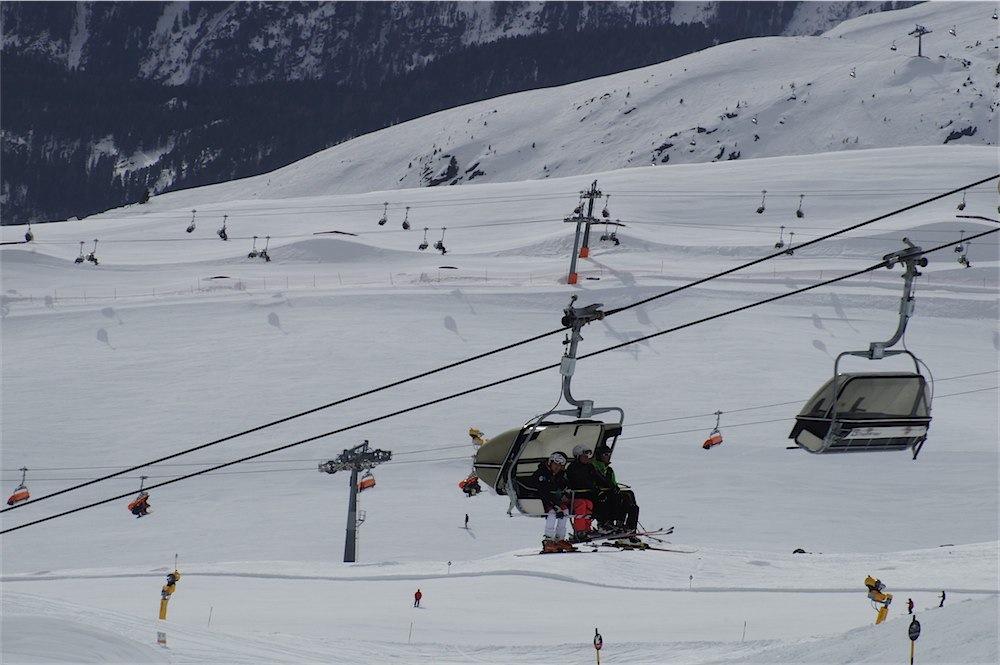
[796,194,805,219]
[956,192,966,211]
[86,239,99,265]
[756,190,767,214]
[248,236,259,259]
[789,239,932,458]
[217,215,229,241]
[127,476,151,517]
[948,26,956,36]
[702,411,724,450]
[259,236,271,262]
[473,296,625,517]
[357,470,376,492]
[7,467,30,506]
[24,225,33,242]
[784,231,796,255]
[434,227,447,254]
[186,210,197,233]
[774,225,786,249]
[850,67,857,79]
[419,227,429,251]
[402,206,411,231]
[890,41,898,51]
[601,195,611,219]
[378,202,389,226]
[958,241,972,268]
[954,230,966,253]
[459,473,483,497]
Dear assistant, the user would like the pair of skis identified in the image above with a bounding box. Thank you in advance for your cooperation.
[517,526,697,556]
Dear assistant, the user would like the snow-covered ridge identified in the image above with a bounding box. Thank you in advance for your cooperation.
[131,1,995,207]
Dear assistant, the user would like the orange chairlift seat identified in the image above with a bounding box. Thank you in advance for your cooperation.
[702,411,724,450]
[7,467,29,506]
[357,471,376,492]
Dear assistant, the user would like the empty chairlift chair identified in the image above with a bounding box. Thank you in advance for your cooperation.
[789,239,933,459]
[474,296,624,517]
[357,470,376,492]
[7,467,30,506]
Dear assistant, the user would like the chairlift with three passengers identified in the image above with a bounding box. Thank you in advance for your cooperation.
[7,467,30,506]
[473,296,625,518]
[186,210,197,233]
[789,239,932,458]
[459,473,483,497]
[418,227,429,251]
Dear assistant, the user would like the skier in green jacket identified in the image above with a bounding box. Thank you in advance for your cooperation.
[593,444,640,538]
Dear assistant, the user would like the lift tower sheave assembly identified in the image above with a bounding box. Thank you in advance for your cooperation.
[319,440,392,562]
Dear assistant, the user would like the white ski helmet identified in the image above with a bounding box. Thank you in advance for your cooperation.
[548,452,568,465]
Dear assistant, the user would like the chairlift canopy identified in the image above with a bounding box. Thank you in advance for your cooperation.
[474,415,622,517]
[790,371,930,454]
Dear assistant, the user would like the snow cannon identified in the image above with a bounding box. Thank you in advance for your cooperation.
[865,575,893,624]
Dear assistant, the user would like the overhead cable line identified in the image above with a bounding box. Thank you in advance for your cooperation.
[4,175,994,515]
[3,228,995,534]
[6,372,994,479]
[7,385,995,483]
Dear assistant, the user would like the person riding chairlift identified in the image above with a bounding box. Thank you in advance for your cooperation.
[522,452,575,553]
[565,444,617,542]
[593,444,640,542]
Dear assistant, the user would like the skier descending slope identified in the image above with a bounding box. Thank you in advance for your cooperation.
[521,452,575,553]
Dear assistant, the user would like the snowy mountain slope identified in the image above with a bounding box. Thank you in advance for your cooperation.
[119,1,998,208]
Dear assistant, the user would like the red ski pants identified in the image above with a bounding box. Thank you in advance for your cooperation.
[572,498,593,533]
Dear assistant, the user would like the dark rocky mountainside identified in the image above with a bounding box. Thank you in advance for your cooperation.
[1,1,912,224]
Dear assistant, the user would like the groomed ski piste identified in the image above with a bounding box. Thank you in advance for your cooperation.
[2,3,998,664]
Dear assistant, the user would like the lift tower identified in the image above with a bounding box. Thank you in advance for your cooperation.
[319,440,392,562]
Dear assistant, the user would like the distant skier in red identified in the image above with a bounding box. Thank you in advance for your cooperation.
[413,589,422,608]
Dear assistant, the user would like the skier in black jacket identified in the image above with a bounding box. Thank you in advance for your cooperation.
[522,452,574,552]
[565,444,616,540]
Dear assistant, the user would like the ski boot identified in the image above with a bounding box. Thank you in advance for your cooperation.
[555,539,577,552]
[542,539,562,554]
